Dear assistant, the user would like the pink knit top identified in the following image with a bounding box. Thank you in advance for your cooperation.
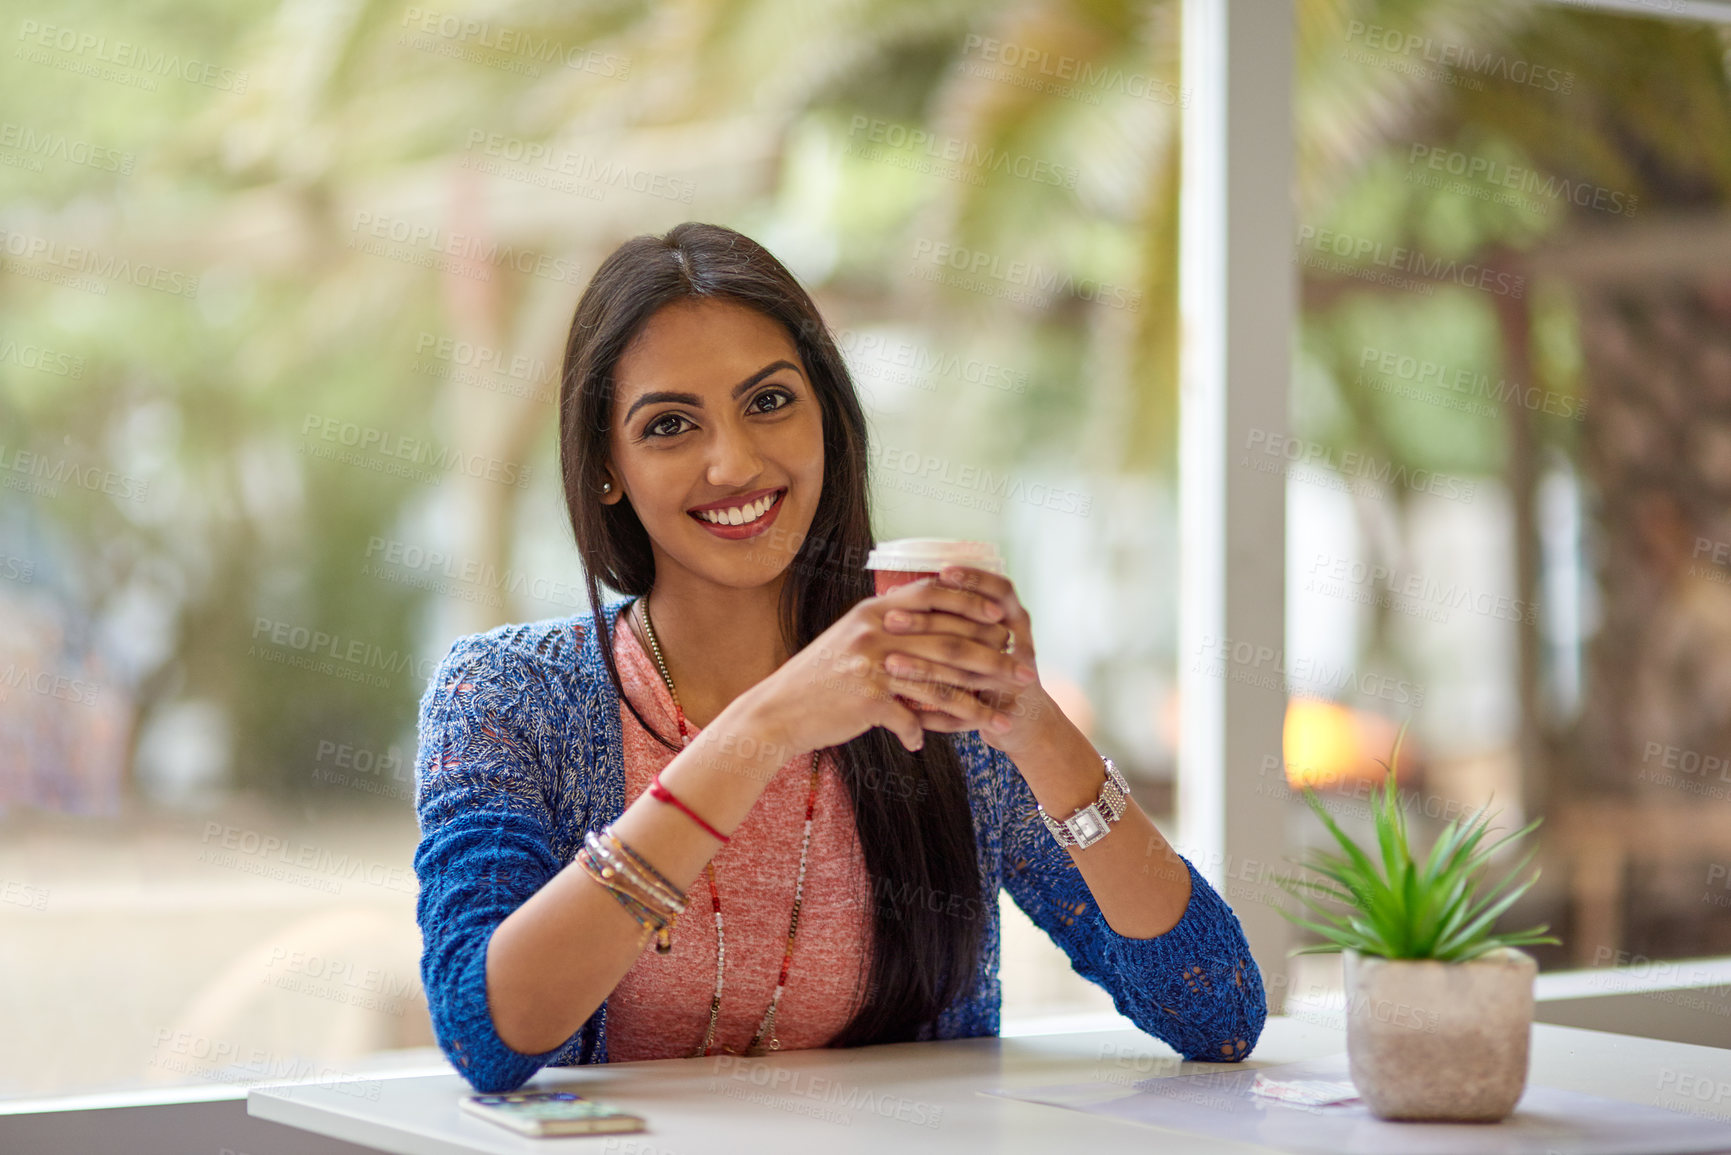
[603,607,876,1062]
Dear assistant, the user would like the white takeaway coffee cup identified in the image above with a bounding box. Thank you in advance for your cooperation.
[864,538,1006,594]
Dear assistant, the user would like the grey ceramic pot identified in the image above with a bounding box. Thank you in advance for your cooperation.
[1344,947,1537,1122]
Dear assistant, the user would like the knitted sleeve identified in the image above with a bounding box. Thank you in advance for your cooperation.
[412,632,584,1093]
[994,743,1267,1062]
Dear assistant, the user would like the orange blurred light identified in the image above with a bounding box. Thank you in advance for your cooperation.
[1282,697,1402,791]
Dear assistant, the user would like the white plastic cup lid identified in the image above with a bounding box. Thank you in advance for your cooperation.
[864,538,1005,575]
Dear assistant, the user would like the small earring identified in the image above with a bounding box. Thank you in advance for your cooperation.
[601,481,612,493]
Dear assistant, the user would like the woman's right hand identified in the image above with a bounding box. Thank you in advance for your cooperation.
[738,578,1014,755]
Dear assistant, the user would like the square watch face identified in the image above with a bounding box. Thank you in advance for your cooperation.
[1072,805,1107,845]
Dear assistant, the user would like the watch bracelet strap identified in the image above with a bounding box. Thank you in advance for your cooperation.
[1038,756,1130,846]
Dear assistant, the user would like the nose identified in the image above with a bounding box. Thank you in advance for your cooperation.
[706,417,765,490]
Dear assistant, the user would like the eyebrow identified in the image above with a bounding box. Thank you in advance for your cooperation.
[622,360,802,426]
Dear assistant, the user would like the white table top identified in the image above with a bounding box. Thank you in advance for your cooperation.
[246,1015,1731,1155]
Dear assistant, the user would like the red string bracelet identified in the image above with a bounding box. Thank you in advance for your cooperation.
[650,772,730,843]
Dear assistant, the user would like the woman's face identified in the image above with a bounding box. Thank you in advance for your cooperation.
[601,297,825,592]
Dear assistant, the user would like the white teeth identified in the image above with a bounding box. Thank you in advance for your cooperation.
[698,492,778,526]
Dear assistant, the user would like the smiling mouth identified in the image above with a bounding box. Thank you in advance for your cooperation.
[687,488,785,528]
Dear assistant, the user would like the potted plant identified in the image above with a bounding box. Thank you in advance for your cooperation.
[1274,731,1560,1122]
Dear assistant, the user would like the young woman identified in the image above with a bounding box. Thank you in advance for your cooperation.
[413,222,1266,1094]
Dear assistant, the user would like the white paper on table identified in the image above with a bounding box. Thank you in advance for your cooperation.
[982,1053,1731,1155]
[1249,1073,1360,1108]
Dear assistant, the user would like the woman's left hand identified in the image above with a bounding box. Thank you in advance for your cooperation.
[877,564,1063,756]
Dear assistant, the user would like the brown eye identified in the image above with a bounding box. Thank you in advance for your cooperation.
[751,387,793,413]
[646,413,692,438]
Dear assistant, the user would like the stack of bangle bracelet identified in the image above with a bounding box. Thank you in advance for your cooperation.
[575,826,688,954]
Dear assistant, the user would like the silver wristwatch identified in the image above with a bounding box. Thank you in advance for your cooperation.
[1037,756,1131,849]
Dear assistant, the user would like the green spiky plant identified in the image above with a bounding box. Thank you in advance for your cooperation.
[1275,728,1561,962]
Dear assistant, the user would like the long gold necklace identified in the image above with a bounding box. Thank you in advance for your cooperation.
[635,594,820,1058]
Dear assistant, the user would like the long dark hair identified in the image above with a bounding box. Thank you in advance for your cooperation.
[558,221,983,1047]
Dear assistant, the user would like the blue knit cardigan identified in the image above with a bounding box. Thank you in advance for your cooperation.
[412,597,1267,1093]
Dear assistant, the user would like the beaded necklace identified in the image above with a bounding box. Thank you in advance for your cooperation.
[635,594,820,1058]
